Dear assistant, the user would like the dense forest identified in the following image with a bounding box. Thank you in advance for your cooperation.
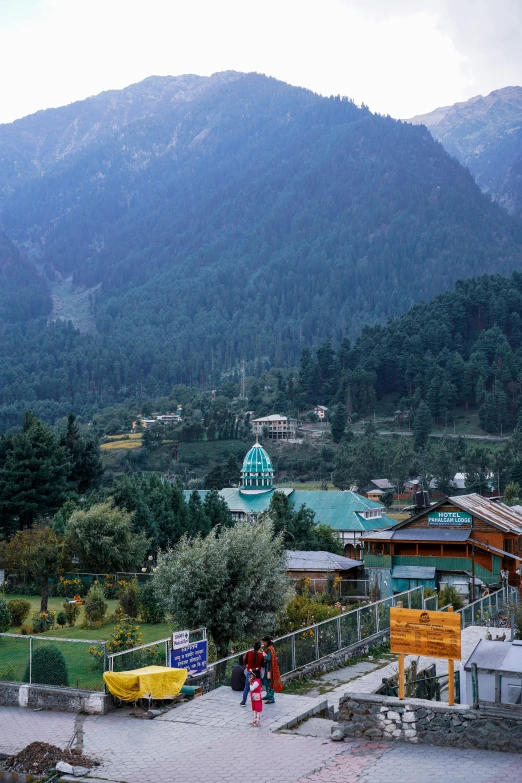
[0,230,51,323]
[2,74,522,428]
[294,273,522,434]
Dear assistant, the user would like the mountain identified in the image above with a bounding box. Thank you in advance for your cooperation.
[409,86,522,217]
[0,229,51,322]
[1,72,522,428]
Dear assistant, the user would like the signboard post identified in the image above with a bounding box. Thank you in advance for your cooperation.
[390,602,461,705]
[170,631,208,677]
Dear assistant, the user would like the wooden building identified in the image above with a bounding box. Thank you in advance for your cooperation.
[361,494,522,600]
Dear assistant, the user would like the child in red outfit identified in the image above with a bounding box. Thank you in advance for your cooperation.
[249,668,263,726]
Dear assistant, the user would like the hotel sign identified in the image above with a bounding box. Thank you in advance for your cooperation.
[428,511,471,526]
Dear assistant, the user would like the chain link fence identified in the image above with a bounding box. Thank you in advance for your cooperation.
[0,633,106,690]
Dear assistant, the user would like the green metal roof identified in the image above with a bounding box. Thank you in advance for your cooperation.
[241,442,274,477]
[183,488,397,532]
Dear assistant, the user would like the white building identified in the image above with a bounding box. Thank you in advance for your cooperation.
[461,639,522,705]
[313,405,328,420]
[251,414,297,440]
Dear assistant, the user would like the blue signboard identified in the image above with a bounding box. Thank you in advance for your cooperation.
[170,640,208,676]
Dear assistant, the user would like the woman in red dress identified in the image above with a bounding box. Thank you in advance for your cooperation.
[249,668,263,726]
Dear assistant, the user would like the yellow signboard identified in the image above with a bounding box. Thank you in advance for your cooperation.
[390,607,461,661]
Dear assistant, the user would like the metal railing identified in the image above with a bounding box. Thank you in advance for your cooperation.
[458,586,518,629]
[208,585,424,686]
[0,633,106,691]
[422,594,439,611]
[292,578,370,598]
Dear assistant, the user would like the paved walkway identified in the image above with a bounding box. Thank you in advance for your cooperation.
[156,685,328,731]
[1,704,520,783]
[0,626,517,782]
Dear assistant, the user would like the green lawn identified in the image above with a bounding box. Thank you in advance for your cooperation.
[0,594,173,690]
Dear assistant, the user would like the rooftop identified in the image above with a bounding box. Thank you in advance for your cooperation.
[182,488,398,532]
[251,414,297,422]
[286,550,361,572]
[464,639,522,673]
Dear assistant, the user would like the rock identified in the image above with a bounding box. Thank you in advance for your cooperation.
[402,713,416,723]
[365,728,383,738]
[387,711,401,721]
[56,761,75,774]
[72,766,91,777]
[330,729,345,742]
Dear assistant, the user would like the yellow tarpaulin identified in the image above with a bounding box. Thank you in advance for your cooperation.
[103,665,188,701]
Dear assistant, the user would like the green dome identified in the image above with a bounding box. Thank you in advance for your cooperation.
[241,441,275,492]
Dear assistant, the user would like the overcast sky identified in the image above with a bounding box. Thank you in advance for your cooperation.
[1,0,521,124]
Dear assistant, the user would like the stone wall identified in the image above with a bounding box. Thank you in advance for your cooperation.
[0,681,112,714]
[337,692,522,754]
[283,631,389,685]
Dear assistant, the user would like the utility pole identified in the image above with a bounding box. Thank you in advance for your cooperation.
[471,541,476,603]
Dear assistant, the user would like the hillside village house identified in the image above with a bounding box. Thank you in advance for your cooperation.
[251,414,297,440]
[313,405,328,420]
[363,479,394,501]
[361,494,522,600]
[183,441,397,549]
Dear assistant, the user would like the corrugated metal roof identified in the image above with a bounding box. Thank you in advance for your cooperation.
[361,528,471,542]
[464,640,519,672]
[286,551,361,571]
[360,530,395,540]
[392,566,436,580]
[393,529,471,542]
[469,538,522,562]
[448,494,522,534]
[182,488,398,533]
[291,490,397,532]
[370,479,394,490]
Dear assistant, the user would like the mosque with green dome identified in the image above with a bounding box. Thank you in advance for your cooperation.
[185,439,396,557]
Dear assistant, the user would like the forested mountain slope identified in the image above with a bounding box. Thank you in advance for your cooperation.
[297,273,522,434]
[0,230,51,322]
[409,86,522,217]
[2,73,522,427]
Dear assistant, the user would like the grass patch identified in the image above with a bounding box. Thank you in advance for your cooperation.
[100,440,142,451]
[0,594,173,690]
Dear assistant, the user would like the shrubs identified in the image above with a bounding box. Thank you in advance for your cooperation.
[438,585,464,612]
[139,581,164,624]
[277,593,340,634]
[23,644,69,687]
[89,609,141,667]
[7,598,31,627]
[56,611,67,629]
[119,580,140,619]
[31,611,56,633]
[63,601,81,627]
[0,599,12,632]
[84,584,108,623]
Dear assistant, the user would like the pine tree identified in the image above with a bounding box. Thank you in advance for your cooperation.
[60,413,103,494]
[0,411,70,534]
[413,402,432,451]
[331,404,346,444]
